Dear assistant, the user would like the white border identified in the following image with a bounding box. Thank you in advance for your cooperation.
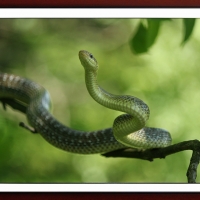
[0,184,200,192]
[0,8,199,18]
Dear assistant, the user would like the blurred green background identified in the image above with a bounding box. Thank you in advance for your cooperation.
[0,18,200,183]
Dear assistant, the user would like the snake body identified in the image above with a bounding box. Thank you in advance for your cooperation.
[0,50,172,154]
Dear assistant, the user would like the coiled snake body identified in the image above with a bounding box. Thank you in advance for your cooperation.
[0,50,172,154]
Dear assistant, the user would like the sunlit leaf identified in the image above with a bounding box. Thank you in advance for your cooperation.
[182,18,195,45]
[130,22,148,54]
[146,19,161,48]
[130,19,170,54]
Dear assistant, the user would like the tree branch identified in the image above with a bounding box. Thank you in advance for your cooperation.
[102,140,200,183]
[186,145,200,183]
[0,98,27,114]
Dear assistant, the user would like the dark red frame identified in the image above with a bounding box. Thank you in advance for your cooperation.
[0,0,199,7]
[0,193,199,199]
[0,193,200,199]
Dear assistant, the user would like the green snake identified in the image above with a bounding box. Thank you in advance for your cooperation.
[0,50,172,154]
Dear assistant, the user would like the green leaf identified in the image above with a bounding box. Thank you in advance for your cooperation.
[130,22,148,54]
[130,19,169,54]
[146,19,161,48]
[182,18,195,45]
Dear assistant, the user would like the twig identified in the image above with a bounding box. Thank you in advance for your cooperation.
[0,98,27,114]
[186,144,200,183]
[0,98,37,133]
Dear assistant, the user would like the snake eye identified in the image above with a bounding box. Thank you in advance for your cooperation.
[89,54,94,59]
[89,53,97,64]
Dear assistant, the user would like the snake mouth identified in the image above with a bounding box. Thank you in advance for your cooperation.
[79,50,98,72]
[79,50,89,60]
[79,50,88,66]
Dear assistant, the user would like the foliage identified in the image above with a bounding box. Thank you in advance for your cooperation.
[130,19,195,54]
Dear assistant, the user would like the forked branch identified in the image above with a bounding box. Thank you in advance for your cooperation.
[102,140,200,183]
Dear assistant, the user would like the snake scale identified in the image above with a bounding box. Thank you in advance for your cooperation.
[0,50,172,154]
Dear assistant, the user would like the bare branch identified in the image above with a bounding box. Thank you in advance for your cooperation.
[102,140,200,182]
[102,140,198,160]
[186,145,200,183]
[0,98,27,114]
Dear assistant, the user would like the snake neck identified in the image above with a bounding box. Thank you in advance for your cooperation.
[84,70,117,108]
[84,70,150,126]
[84,70,107,104]
[85,70,98,98]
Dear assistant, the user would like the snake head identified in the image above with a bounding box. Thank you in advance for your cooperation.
[79,50,99,72]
